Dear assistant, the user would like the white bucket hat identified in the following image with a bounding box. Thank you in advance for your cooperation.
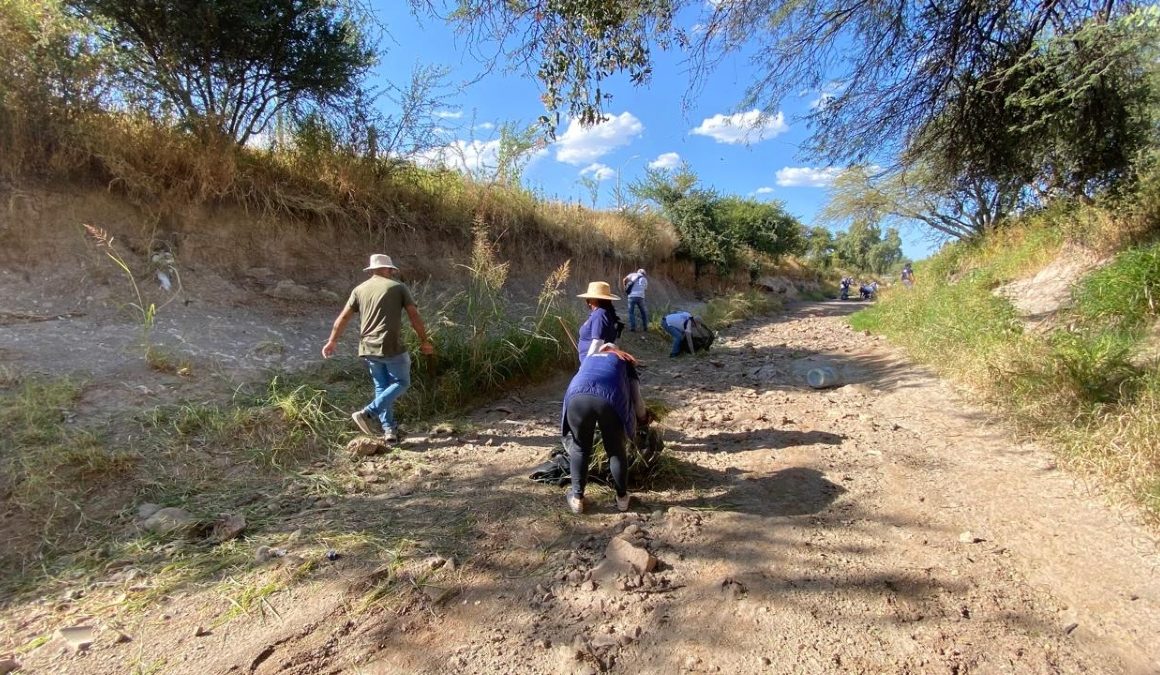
[364,254,399,272]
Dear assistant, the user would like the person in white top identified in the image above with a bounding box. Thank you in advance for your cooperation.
[621,268,649,332]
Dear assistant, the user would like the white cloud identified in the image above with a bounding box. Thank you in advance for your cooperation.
[775,167,842,187]
[580,162,616,182]
[555,112,644,165]
[410,139,501,175]
[434,110,463,119]
[476,122,496,131]
[648,152,682,170]
[754,186,775,195]
[690,110,788,145]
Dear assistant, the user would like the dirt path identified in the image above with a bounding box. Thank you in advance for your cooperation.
[7,302,1160,674]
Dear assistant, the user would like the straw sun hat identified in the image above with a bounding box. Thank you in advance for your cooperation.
[577,281,620,301]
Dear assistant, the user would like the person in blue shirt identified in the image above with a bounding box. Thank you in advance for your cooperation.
[561,344,650,514]
[576,281,624,364]
[660,310,696,358]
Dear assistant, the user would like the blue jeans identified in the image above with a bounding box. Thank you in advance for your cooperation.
[362,352,411,430]
[628,296,648,331]
[660,317,685,357]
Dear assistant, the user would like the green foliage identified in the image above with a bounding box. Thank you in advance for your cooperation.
[1072,242,1160,332]
[631,167,806,275]
[803,227,835,267]
[439,0,1129,165]
[832,220,904,275]
[447,0,675,130]
[74,0,376,144]
[0,0,111,175]
[824,165,1022,241]
[921,8,1160,201]
[715,196,805,259]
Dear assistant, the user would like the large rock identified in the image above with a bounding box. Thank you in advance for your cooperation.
[591,536,656,584]
[143,507,197,534]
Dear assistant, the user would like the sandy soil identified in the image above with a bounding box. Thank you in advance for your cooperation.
[4,301,1159,674]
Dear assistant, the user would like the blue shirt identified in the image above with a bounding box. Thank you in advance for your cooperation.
[663,311,692,330]
[562,351,637,438]
[577,306,618,364]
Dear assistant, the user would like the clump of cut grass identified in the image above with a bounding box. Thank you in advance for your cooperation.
[852,203,1160,520]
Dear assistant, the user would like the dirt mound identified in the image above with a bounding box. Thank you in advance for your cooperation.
[995,243,1107,327]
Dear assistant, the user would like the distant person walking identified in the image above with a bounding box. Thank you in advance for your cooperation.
[322,254,434,442]
[576,281,624,365]
[622,268,649,332]
[901,263,915,288]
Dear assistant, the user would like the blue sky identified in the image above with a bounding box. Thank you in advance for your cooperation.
[370,3,937,260]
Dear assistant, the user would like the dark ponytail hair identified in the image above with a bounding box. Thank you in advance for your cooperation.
[597,299,625,339]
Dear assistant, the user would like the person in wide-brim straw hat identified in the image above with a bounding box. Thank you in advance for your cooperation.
[577,281,620,301]
[576,281,624,364]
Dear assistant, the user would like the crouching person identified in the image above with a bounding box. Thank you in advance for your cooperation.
[561,344,649,514]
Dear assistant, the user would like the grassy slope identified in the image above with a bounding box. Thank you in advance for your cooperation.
[851,206,1160,520]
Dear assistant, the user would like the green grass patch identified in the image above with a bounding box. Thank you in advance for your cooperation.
[852,212,1160,521]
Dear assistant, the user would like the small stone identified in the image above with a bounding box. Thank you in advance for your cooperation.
[0,659,20,674]
[761,656,772,666]
[255,546,288,563]
[346,437,388,457]
[538,637,552,649]
[1063,622,1079,635]
[115,633,132,644]
[958,531,982,544]
[581,580,597,592]
[58,625,95,651]
[194,626,211,637]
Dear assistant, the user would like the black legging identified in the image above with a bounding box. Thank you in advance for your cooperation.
[564,394,627,499]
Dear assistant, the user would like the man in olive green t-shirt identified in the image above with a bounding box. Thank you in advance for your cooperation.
[322,254,434,442]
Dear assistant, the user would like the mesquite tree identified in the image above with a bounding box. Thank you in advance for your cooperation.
[76,0,376,145]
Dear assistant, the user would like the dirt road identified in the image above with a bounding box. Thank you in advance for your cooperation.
[8,302,1159,674]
